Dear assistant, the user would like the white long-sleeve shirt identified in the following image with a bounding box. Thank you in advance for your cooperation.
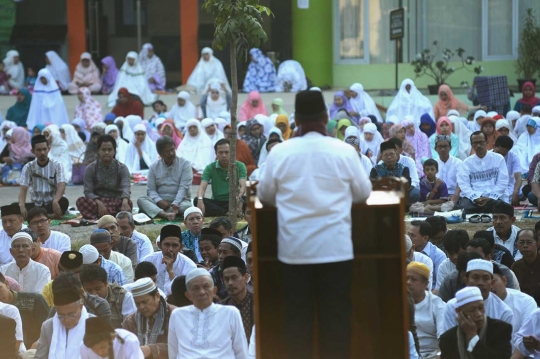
[502,288,537,347]
[142,252,196,293]
[0,260,51,293]
[258,132,372,265]
[80,329,144,358]
[436,156,463,196]
[168,303,248,359]
[415,291,447,358]
[457,151,509,202]
[515,308,540,358]
[41,230,71,253]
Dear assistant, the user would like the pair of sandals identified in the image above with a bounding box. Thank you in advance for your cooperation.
[469,214,492,223]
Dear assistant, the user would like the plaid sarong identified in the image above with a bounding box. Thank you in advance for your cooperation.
[475,76,509,115]
[76,197,133,219]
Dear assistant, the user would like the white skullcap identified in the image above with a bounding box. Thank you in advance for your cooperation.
[11,232,32,243]
[105,124,119,134]
[131,277,157,297]
[404,234,412,252]
[186,268,212,285]
[184,207,203,220]
[201,118,215,128]
[221,237,243,252]
[133,124,146,133]
[466,259,493,274]
[455,287,483,308]
[177,91,190,100]
[79,244,99,264]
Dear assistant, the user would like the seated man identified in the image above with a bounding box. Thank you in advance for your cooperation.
[123,261,167,299]
[408,220,446,289]
[210,237,244,300]
[234,202,252,243]
[198,229,221,269]
[80,243,128,286]
[141,225,196,295]
[27,206,71,252]
[41,250,84,307]
[209,217,248,260]
[456,131,509,213]
[425,216,448,251]
[86,229,132,283]
[0,294,23,355]
[486,201,521,261]
[474,229,516,269]
[435,230,469,292]
[439,287,512,358]
[195,139,247,217]
[437,252,483,303]
[418,159,450,214]
[181,207,204,262]
[493,136,523,206]
[370,141,412,201]
[387,137,420,203]
[0,204,25,265]
[0,231,51,293]
[115,211,154,261]
[98,215,138,267]
[513,308,540,358]
[80,264,136,329]
[434,134,462,202]
[405,234,434,291]
[27,228,61,279]
[122,277,176,359]
[168,268,248,358]
[18,134,69,219]
[137,136,192,220]
[511,229,540,303]
[76,135,132,220]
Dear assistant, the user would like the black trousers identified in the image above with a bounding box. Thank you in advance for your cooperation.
[193,198,229,217]
[280,260,353,359]
[12,197,70,215]
[456,198,502,216]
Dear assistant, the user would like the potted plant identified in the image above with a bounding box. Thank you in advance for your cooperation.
[516,8,540,90]
[411,41,483,95]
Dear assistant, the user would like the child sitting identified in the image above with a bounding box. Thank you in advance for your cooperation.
[418,159,450,213]
[25,67,37,90]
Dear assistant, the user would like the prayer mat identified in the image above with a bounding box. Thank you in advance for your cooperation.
[49,214,79,226]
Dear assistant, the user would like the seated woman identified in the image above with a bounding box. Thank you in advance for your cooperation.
[330,91,354,120]
[68,52,102,95]
[514,81,540,112]
[105,124,128,163]
[201,118,224,146]
[108,51,157,107]
[242,48,276,93]
[242,118,267,163]
[176,119,214,173]
[43,124,72,183]
[111,87,144,118]
[5,89,31,127]
[336,118,352,140]
[434,85,484,120]
[76,134,132,219]
[258,127,284,166]
[239,91,267,122]
[138,43,166,92]
[45,50,71,91]
[271,98,288,116]
[187,47,231,93]
[124,124,158,173]
[274,60,307,92]
[419,113,436,138]
[114,116,135,143]
[349,83,383,123]
[388,123,415,160]
[26,69,69,130]
[275,114,291,140]
[516,116,540,172]
[61,124,86,164]
[1,127,33,184]
[75,87,103,131]
[100,56,118,95]
[387,79,434,126]
[168,91,197,130]
[449,115,472,160]
[3,50,24,90]
[429,116,460,159]
[403,116,431,176]
[200,82,231,119]
[479,117,500,152]
[158,119,183,149]
[363,123,383,165]
[495,119,517,141]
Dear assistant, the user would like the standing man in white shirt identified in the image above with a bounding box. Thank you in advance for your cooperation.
[434,134,462,201]
[456,131,509,213]
[258,90,372,359]
[27,206,71,253]
[115,211,154,261]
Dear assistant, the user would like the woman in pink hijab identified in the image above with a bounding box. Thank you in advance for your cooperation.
[239,91,267,122]
[7,127,33,164]
[433,84,484,120]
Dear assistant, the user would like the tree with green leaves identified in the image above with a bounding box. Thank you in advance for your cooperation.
[202,0,272,227]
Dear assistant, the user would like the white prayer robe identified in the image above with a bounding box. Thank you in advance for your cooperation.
[109,250,135,283]
[515,308,540,358]
[414,291,447,358]
[132,230,154,262]
[187,48,231,93]
[457,151,509,202]
[26,68,69,129]
[0,260,51,293]
[142,252,196,294]
[442,292,514,333]
[168,303,249,359]
[436,156,463,196]
[80,329,144,359]
[0,302,23,342]
[40,230,71,253]
[435,258,455,291]
[503,288,537,347]
[0,229,14,265]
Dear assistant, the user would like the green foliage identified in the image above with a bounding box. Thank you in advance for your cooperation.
[202,0,273,61]
[411,41,483,85]
[516,8,540,79]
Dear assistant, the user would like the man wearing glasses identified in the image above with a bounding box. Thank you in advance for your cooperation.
[27,206,71,253]
[511,230,540,301]
[456,131,509,214]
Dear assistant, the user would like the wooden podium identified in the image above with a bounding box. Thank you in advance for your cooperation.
[249,185,410,359]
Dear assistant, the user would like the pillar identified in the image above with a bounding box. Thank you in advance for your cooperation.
[66,0,87,73]
[180,0,199,84]
[292,0,333,87]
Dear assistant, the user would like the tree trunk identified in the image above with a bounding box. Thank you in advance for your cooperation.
[228,40,239,229]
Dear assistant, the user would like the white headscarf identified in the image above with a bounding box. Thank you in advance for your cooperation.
[274,60,307,92]
[215,118,227,132]
[45,50,71,91]
[449,115,472,160]
[495,119,517,142]
[3,50,24,89]
[204,82,228,120]
[61,124,86,163]
[107,51,157,106]
[386,78,434,127]
[258,127,284,166]
[114,116,134,143]
[138,43,166,83]
[219,111,231,123]
[176,119,215,172]
[27,68,69,129]
[201,117,224,145]
[468,110,487,132]
[516,116,540,170]
[349,83,383,123]
[124,123,159,172]
[168,91,197,129]
[363,123,383,164]
[105,124,129,163]
[187,47,231,93]
[43,124,72,182]
[254,114,273,137]
[505,111,520,132]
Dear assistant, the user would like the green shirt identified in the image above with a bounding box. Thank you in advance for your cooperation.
[202,160,247,201]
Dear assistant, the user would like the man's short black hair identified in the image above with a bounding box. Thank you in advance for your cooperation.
[470,130,488,142]
[423,159,438,170]
[494,135,514,150]
[80,264,108,285]
[517,229,539,242]
[467,238,491,257]
[97,134,116,150]
[443,230,469,254]
[473,230,495,250]
[535,220,540,233]
[266,138,282,150]
[388,137,403,149]
[209,217,232,231]
[52,272,83,294]
[456,251,483,273]
[134,261,158,280]
[31,135,48,149]
[214,139,230,152]
[425,216,446,235]
[522,103,533,114]
[27,206,49,223]
[410,220,432,238]
[169,275,191,307]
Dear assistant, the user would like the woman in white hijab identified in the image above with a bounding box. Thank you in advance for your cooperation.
[3,50,24,89]
[516,116,540,171]
[176,119,214,173]
[138,43,166,91]
[43,124,72,182]
[26,68,69,130]
[495,120,517,142]
[114,116,134,143]
[107,51,157,107]
[258,127,284,166]
[105,124,128,163]
[124,123,159,173]
[386,78,434,127]
[449,115,472,160]
[200,82,231,119]
[254,114,273,137]
[187,47,231,93]
[45,50,71,91]
[200,118,224,146]
[274,60,307,92]
[506,111,520,132]
[349,83,383,123]
[61,124,86,164]
[467,109,487,132]
[168,91,197,130]
[362,123,383,165]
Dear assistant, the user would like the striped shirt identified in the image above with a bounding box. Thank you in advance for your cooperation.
[20,159,66,206]
[101,256,127,286]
